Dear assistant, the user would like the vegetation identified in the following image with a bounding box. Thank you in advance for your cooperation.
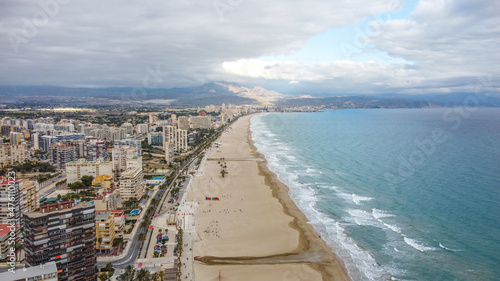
[0,161,56,176]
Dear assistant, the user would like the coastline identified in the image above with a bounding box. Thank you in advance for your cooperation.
[250,118,350,281]
[189,114,350,281]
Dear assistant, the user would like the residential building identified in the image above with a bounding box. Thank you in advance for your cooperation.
[23,201,97,281]
[9,132,22,145]
[93,189,119,211]
[0,143,27,167]
[191,116,211,129]
[126,156,142,170]
[48,144,76,169]
[56,133,85,142]
[178,116,190,130]
[19,179,39,214]
[61,139,87,159]
[0,261,58,280]
[95,212,116,253]
[91,175,113,190]
[54,122,74,132]
[119,167,145,202]
[110,146,137,175]
[147,132,163,146]
[66,159,113,184]
[86,138,107,161]
[163,126,188,152]
[110,210,125,234]
[0,177,21,225]
[120,123,133,135]
[149,114,158,124]
[32,132,40,149]
[113,139,141,156]
[135,123,149,134]
[176,129,188,152]
[164,142,174,164]
[40,135,58,152]
[0,224,12,261]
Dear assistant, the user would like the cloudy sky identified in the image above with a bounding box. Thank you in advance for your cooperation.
[1,0,499,95]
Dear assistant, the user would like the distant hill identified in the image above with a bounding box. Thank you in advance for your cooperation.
[0,83,499,108]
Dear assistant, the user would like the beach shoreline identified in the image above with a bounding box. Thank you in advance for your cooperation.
[189,114,350,281]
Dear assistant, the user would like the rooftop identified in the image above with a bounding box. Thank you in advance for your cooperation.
[0,261,57,280]
[25,202,94,218]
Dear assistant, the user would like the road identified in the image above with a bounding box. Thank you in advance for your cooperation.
[38,172,67,199]
[97,118,236,271]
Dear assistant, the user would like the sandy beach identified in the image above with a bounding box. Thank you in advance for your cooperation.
[188,114,350,281]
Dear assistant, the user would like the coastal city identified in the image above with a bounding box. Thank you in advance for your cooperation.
[2,0,499,280]
[0,104,280,281]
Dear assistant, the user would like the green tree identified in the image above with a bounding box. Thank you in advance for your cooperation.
[81,175,94,188]
[135,268,149,281]
[99,272,107,281]
[68,181,84,190]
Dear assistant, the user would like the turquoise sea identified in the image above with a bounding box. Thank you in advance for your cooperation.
[250,108,500,281]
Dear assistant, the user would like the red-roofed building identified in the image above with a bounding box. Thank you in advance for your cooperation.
[0,224,12,260]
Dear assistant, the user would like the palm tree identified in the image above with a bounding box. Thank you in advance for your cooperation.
[14,243,23,261]
[158,271,165,281]
[138,233,146,241]
[136,268,149,281]
[99,273,108,281]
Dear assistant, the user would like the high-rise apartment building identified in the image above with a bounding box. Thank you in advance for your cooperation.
[147,132,163,146]
[113,139,141,156]
[48,144,76,169]
[178,116,190,130]
[163,126,188,152]
[40,135,59,152]
[19,179,39,214]
[23,201,97,281]
[95,212,116,253]
[191,116,211,129]
[119,167,145,202]
[86,139,107,161]
[0,177,20,225]
[135,123,149,134]
[9,132,22,145]
[164,142,175,164]
[0,143,27,167]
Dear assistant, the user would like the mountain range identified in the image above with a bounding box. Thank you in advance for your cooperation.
[0,82,499,108]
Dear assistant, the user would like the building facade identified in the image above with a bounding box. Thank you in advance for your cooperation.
[66,159,113,184]
[0,143,27,167]
[0,261,58,280]
[48,144,76,169]
[86,139,107,161]
[23,201,97,281]
[95,212,116,253]
[119,167,145,202]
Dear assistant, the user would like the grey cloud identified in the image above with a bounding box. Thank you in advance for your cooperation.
[0,0,400,89]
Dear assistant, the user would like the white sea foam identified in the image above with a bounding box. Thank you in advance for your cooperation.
[348,209,381,227]
[352,194,373,205]
[403,237,436,252]
[251,115,396,281]
[372,208,395,219]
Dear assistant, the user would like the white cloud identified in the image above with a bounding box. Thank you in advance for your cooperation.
[0,0,498,95]
[0,0,401,89]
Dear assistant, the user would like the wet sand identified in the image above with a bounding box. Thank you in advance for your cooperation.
[188,114,350,281]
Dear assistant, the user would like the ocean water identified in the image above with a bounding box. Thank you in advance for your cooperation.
[250,108,500,281]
